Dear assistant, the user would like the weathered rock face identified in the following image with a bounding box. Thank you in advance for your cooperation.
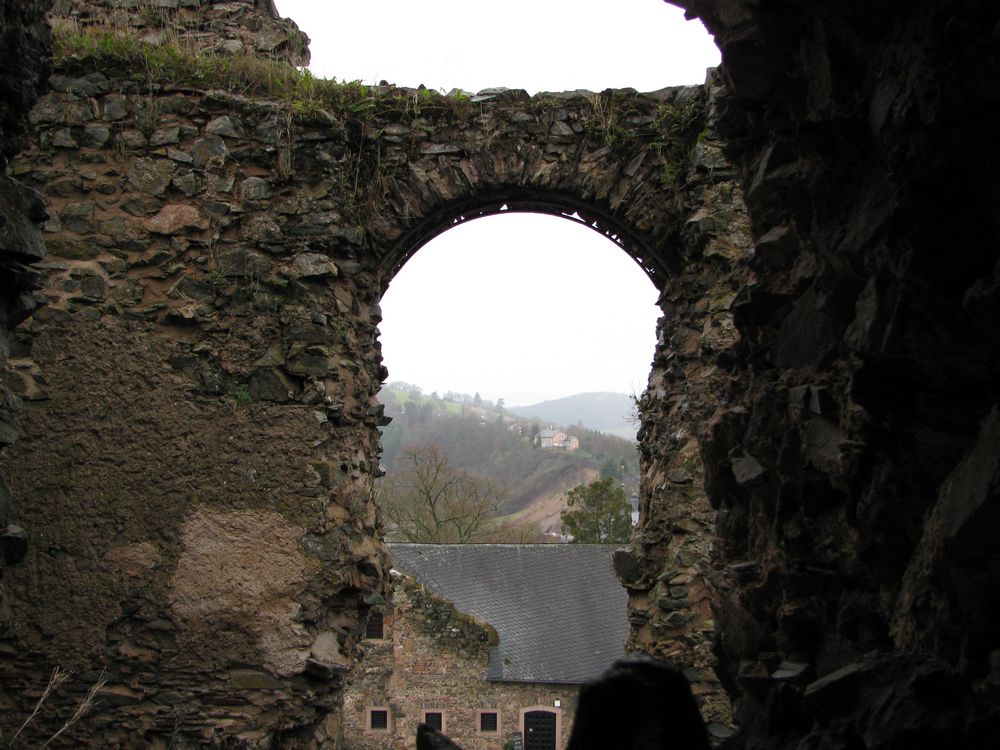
[49,0,310,66]
[0,8,746,744]
[0,0,52,637]
[617,75,750,726]
[0,1,52,161]
[665,0,1000,747]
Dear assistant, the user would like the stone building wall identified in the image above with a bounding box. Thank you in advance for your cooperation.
[617,72,749,726]
[343,573,577,750]
[0,6,748,744]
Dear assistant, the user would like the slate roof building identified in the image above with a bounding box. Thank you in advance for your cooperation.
[391,543,627,684]
[342,544,628,750]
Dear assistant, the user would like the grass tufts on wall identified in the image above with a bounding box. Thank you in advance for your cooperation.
[51,27,471,124]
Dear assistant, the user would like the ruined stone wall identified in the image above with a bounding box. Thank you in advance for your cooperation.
[0,0,52,636]
[344,573,577,750]
[0,11,747,744]
[670,1,1000,747]
[50,0,309,66]
[6,0,1000,747]
[614,75,750,728]
[1,73,393,748]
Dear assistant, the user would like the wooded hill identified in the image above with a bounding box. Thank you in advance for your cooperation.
[507,392,638,441]
[377,383,639,517]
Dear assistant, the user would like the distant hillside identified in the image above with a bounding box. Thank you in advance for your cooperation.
[508,392,637,439]
[376,384,639,533]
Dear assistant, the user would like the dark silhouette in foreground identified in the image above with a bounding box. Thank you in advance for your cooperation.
[415,658,710,750]
[416,722,464,750]
[567,658,711,750]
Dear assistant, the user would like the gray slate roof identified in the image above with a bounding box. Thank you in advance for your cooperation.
[388,543,628,685]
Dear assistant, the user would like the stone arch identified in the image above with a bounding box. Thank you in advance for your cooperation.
[378,189,668,290]
[347,90,748,727]
[4,1,1000,748]
[327,88,715,291]
[0,3,750,745]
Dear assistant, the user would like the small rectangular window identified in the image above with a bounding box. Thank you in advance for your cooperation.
[479,711,499,733]
[423,711,444,731]
[365,611,384,639]
[370,709,389,731]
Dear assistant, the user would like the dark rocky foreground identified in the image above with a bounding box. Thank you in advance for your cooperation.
[0,0,52,634]
[687,2,1000,745]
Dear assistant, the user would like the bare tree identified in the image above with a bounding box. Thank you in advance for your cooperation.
[377,445,521,543]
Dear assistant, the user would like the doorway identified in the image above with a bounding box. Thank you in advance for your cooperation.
[523,709,558,750]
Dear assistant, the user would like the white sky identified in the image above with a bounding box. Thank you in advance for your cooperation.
[272,0,721,406]
[378,217,660,405]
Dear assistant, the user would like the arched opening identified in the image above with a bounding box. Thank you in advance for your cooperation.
[376,207,660,540]
[380,191,671,291]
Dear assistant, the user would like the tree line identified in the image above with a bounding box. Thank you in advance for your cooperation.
[379,392,639,513]
[377,445,634,544]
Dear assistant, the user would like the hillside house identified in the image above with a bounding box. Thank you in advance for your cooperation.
[535,429,579,451]
[343,544,628,750]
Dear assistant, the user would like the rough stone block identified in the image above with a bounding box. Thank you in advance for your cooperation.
[143,204,209,235]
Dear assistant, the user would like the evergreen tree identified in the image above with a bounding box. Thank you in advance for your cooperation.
[560,476,632,543]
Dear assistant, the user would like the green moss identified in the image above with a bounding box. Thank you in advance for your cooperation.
[138,5,169,29]
[51,29,471,125]
[526,96,569,113]
[235,383,252,405]
[206,269,225,288]
[651,100,704,188]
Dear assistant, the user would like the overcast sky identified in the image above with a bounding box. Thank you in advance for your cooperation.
[272,0,720,406]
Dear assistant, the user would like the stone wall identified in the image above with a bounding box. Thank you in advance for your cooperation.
[7,1,1000,748]
[0,0,52,636]
[0,9,747,744]
[615,73,749,727]
[2,67,393,746]
[344,573,577,750]
[49,0,309,66]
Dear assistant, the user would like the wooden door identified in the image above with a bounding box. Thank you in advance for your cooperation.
[524,710,557,750]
